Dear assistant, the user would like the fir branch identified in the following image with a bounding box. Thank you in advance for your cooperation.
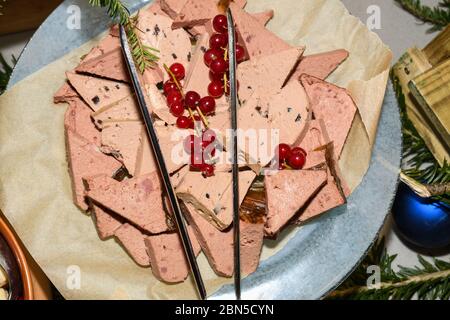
[0,54,15,95]
[391,74,450,205]
[331,268,450,300]
[89,0,129,25]
[395,0,450,32]
[88,0,159,72]
[328,239,450,300]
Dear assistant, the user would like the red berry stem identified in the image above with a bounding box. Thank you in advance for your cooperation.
[163,63,183,95]
[187,107,197,125]
[223,72,228,94]
[195,107,209,128]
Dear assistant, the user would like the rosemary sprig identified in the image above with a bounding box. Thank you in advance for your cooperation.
[391,73,450,205]
[395,0,450,32]
[88,0,159,72]
[0,54,15,95]
[328,239,450,300]
[89,0,129,24]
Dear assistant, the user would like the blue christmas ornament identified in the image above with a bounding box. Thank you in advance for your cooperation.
[392,182,450,249]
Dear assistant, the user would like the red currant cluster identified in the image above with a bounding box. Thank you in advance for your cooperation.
[163,63,216,130]
[204,14,245,98]
[162,63,219,177]
[161,14,246,178]
[183,129,218,177]
[275,144,307,170]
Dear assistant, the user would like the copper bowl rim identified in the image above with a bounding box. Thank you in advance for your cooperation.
[0,217,34,300]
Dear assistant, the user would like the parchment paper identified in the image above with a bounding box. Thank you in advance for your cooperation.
[0,0,392,299]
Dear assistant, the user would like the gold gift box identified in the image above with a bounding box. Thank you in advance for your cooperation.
[392,25,450,166]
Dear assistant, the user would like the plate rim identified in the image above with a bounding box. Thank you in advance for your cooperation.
[6,0,401,300]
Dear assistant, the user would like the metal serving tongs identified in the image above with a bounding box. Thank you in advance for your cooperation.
[227,8,242,300]
[119,25,207,300]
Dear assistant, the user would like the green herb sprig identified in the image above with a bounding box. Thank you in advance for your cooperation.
[395,0,450,32]
[89,0,159,73]
[328,239,450,300]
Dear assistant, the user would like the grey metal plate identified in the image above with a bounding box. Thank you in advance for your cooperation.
[8,0,401,300]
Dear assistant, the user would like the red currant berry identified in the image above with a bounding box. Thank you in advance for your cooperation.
[183,135,201,155]
[209,33,228,49]
[277,161,286,171]
[288,153,306,170]
[167,91,183,107]
[210,147,217,158]
[212,14,228,34]
[199,96,216,115]
[202,129,217,144]
[208,80,224,98]
[170,101,185,117]
[202,164,215,177]
[204,48,223,67]
[185,91,201,108]
[169,63,185,80]
[275,143,292,162]
[235,44,245,62]
[291,147,307,157]
[210,57,228,75]
[190,153,204,170]
[202,142,216,159]
[163,81,178,96]
[201,139,211,148]
[176,116,192,129]
[209,70,227,81]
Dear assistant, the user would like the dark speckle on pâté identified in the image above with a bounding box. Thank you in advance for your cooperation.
[92,96,100,104]
[153,24,160,36]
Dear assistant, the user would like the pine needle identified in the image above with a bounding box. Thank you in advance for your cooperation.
[395,0,450,32]
[88,0,159,73]
[0,54,15,95]
[328,239,450,300]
